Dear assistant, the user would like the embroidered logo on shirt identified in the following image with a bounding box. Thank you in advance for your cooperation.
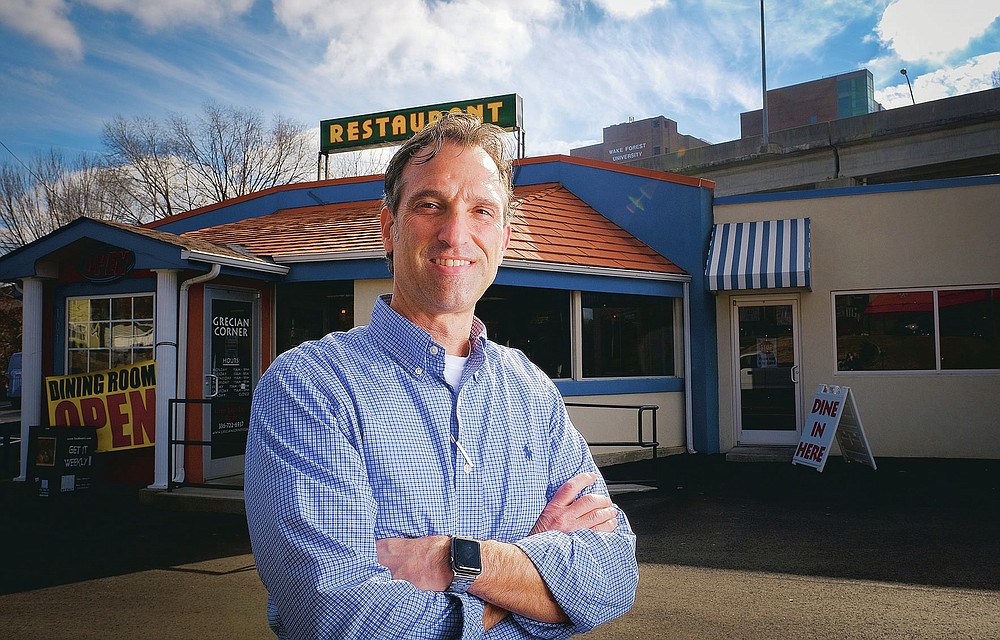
[524,445,533,460]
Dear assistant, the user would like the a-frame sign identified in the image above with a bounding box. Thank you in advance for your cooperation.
[792,384,876,472]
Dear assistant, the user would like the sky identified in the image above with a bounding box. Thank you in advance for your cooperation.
[1,0,998,168]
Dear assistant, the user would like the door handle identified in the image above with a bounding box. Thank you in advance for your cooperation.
[205,374,219,398]
[790,365,800,384]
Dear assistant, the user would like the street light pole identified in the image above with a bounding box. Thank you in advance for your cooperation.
[900,68,915,105]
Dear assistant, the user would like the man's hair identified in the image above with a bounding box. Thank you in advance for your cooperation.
[381,112,517,225]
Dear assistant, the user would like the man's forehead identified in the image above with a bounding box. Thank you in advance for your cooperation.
[399,144,504,195]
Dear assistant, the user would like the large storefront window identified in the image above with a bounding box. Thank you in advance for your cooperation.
[276,282,354,354]
[67,294,154,374]
[834,288,999,371]
[939,288,1000,370]
[478,285,571,379]
[582,292,674,378]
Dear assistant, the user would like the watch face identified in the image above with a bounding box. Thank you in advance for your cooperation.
[452,537,482,573]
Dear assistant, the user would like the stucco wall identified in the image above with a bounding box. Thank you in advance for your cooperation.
[565,391,686,458]
[714,179,1000,459]
[354,279,393,323]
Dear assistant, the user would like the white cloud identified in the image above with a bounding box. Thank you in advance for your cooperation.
[876,0,1000,63]
[82,0,254,30]
[875,52,1000,108]
[590,0,669,20]
[0,0,255,59]
[275,1,557,89]
[0,0,82,59]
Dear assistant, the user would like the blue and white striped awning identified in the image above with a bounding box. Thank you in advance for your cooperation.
[705,218,811,291]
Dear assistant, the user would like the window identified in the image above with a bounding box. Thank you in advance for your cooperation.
[67,294,154,374]
[939,288,1000,369]
[478,285,571,379]
[276,282,354,354]
[582,292,673,377]
[834,288,999,372]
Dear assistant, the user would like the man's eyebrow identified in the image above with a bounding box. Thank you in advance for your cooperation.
[405,188,446,202]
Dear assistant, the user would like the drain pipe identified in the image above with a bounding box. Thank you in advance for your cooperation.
[683,281,697,454]
[172,264,221,483]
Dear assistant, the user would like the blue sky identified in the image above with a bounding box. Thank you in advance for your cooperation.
[1,0,998,166]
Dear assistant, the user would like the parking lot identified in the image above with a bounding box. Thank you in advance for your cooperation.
[1,448,998,638]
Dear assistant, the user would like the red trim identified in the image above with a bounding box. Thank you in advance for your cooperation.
[143,174,385,230]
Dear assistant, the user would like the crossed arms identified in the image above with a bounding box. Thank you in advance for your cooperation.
[376,472,620,630]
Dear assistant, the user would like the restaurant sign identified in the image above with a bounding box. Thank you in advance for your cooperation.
[78,246,135,283]
[320,94,523,153]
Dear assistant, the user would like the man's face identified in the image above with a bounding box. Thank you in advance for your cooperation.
[380,141,511,326]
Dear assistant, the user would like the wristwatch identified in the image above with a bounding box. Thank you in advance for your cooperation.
[447,536,482,594]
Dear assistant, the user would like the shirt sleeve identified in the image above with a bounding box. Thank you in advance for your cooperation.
[511,392,639,636]
[244,351,485,639]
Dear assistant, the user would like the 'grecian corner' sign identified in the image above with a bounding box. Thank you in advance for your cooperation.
[320,94,522,153]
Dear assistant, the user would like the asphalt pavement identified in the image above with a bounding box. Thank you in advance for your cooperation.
[1,454,998,639]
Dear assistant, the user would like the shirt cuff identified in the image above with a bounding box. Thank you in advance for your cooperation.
[451,592,487,639]
[514,529,626,632]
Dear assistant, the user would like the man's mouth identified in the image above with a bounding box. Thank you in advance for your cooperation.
[432,258,472,267]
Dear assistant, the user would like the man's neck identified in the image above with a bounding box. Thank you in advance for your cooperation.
[388,295,474,357]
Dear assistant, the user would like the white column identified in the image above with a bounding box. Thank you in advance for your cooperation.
[149,269,179,489]
[18,277,45,480]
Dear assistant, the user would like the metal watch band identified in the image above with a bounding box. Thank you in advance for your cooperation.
[447,571,477,594]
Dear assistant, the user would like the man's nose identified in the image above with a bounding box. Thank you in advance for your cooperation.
[437,209,471,246]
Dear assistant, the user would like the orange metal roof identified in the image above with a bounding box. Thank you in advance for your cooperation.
[181,183,685,275]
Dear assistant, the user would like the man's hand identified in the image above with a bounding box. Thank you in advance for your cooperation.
[376,535,452,592]
[531,472,619,535]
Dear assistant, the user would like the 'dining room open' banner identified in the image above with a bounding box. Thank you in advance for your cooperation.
[45,360,156,452]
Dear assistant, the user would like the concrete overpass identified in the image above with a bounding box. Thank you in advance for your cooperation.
[634,87,1000,197]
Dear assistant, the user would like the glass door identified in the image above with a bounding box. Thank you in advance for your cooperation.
[733,296,802,445]
[202,287,259,480]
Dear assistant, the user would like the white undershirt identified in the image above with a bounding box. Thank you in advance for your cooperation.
[443,353,468,388]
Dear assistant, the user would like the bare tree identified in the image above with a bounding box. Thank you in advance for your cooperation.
[101,103,313,221]
[102,114,189,221]
[0,103,366,252]
[322,147,394,180]
[0,150,113,252]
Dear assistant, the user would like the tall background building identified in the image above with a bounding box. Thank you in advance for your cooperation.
[570,116,709,165]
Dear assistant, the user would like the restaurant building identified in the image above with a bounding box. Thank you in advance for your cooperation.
[707,175,1000,460]
[0,155,717,487]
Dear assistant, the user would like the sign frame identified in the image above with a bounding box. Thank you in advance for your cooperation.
[319,94,523,154]
[792,384,876,472]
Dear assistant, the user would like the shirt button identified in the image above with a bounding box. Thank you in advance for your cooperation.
[414,367,423,375]
[429,346,439,355]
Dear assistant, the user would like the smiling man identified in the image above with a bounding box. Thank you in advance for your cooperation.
[245,113,638,639]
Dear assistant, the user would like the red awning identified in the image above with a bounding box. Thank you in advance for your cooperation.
[864,290,991,314]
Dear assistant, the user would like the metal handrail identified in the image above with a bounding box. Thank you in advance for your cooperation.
[167,398,245,491]
[564,402,659,459]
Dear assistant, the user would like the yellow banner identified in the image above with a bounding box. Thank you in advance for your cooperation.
[46,361,156,452]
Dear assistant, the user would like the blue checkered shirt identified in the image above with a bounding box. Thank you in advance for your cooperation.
[245,295,638,639]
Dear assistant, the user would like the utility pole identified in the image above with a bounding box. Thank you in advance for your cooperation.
[760,0,769,147]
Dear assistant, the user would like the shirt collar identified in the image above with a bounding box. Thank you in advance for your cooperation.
[371,294,489,378]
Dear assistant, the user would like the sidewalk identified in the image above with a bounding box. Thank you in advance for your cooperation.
[1,455,998,639]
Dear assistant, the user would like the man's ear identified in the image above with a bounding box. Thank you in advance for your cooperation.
[380,206,395,253]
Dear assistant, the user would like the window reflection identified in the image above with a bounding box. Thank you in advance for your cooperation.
[67,294,155,374]
[582,292,673,378]
[478,285,571,379]
[835,288,999,371]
